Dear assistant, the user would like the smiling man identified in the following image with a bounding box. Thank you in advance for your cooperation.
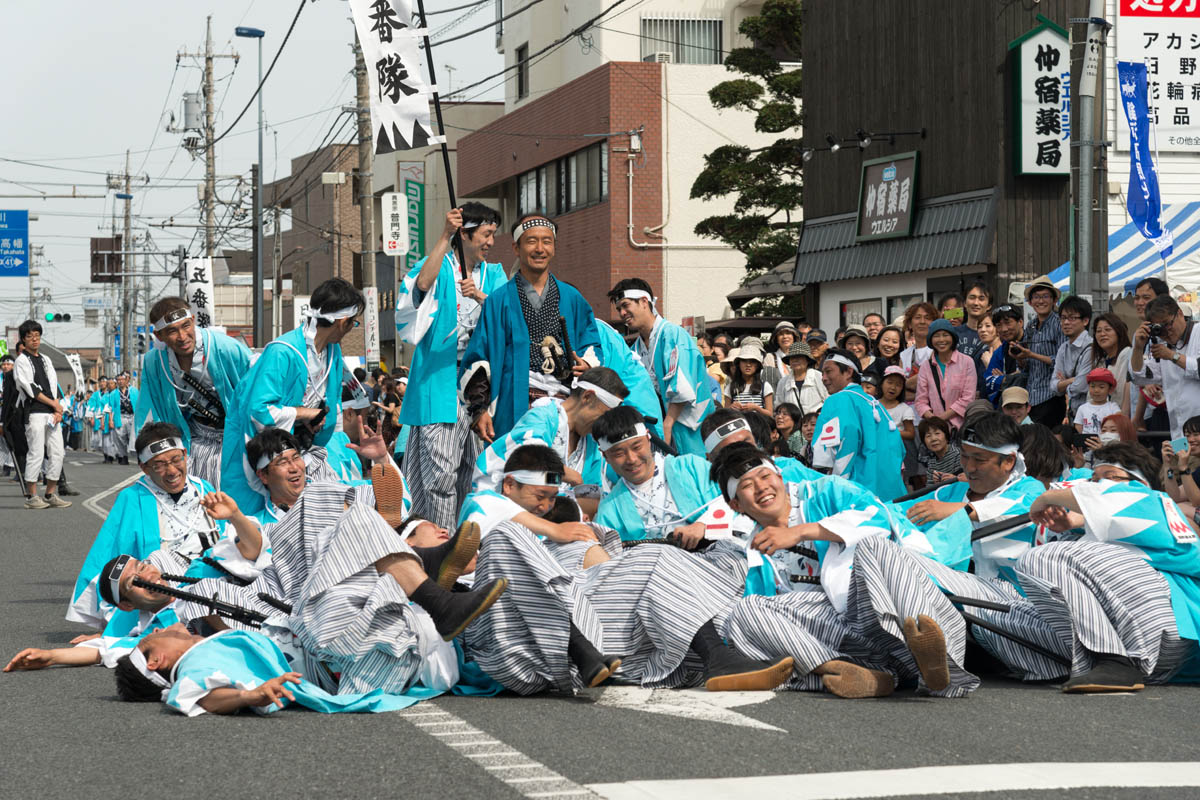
[396,205,508,528]
[68,423,239,628]
[138,296,251,489]
[459,213,601,445]
[608,277,713,456]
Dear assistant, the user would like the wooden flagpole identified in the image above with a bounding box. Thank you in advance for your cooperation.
[413,0,468,280]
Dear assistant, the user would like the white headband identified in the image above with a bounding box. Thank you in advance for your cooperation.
[621,289,658,307]
[128,646,171,690]
[704,418,751,454]
[826,353,861,374]
[725,459,780,500]
[304,304,360,323]
[137,436,186,464]
[396,517,428,540]
[961,439,1021,456]
[105,554,132,607]
[597,422,648,453]
[461,220,482,231]
[1092,461,1151,487]
[503,469,563,487]
[152,308,192,332]
[574,379,621,409]
[512,218,556,238]
[256,447,298,472]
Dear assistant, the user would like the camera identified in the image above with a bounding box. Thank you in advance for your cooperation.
[1149,322,1167,340]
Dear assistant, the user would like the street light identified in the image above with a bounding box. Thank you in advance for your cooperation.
[235,25,265,347]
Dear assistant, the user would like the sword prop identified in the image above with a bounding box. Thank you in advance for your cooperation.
[199,556,254,587]
[132,577,267,629]
[970,513,1032,542]
[159,573,201,585]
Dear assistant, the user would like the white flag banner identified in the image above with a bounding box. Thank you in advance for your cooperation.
[66,353,84,390]
[349,0,436,154]
[184,257,217,328]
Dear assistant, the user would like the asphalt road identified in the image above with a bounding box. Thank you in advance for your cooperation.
[2,454,1199,800]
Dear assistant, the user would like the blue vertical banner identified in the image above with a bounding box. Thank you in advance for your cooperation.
[1118,60,1174,260]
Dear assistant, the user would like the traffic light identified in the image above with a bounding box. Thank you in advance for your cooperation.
[43,312,71,323]
[137,333,147,354]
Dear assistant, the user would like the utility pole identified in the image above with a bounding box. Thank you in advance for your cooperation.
[1075,0,1110,310]
[354,36,375,289]
[251,163,261,345]
[178,16,237,261]
[272,205,283,338]
[28,247,36,319]
[121,150,133,374]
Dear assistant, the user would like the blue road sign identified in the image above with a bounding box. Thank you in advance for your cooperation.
[0,210,29,278]
[114,332,120,360]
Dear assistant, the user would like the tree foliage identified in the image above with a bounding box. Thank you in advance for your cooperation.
[691,0,804,317]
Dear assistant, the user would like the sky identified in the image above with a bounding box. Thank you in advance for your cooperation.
[0,0,502,348]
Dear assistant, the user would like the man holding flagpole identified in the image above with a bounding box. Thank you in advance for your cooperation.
[395,204,508,527]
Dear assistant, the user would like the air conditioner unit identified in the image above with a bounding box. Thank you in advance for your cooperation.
[643,51,673,63]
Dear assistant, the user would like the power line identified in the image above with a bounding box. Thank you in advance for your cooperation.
[209,0,308,148]
[425,0,491,15]
[432,0,545,47]
[135,64,181,177]
[444,0,638,100]
[272,113,355,208]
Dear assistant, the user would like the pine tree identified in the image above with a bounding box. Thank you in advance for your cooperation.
[690,0,803,317]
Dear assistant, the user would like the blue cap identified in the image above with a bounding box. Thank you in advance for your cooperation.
[927,318,959,346]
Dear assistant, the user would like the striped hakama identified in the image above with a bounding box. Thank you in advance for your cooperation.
[187,421,223,490]
[917,554,1070,681]
[842,535,980,697]
[1016,540,1197,681]
[463,522,742,694]
[402,402,481,529]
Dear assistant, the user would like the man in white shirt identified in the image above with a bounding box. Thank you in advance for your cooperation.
[13,320,69,509]
[1130,295,1200,440]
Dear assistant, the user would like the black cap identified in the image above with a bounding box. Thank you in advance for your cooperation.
[807,329,828,344]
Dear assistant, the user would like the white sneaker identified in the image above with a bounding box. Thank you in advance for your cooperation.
[24,495,49,509]
[46,493,72,508]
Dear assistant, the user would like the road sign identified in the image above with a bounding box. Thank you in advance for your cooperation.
[82,296,115,310]
[381,192,409,257]
[113,332,120,361]
[0,210,29,277]
[364,286,380,367]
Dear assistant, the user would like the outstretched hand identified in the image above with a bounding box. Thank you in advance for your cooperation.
[4,648,55,672]
[245,673,302,708]
[200,491,243,522]
[346,417,389,462]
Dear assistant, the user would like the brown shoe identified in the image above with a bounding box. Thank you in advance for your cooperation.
[372,463,407,529]
[818,660,896,698]
[705,656,794,692]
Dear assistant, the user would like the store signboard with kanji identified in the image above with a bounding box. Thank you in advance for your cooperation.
[1117,0,1200,151]
[854,151,919,242]
[1010,17,1072,176]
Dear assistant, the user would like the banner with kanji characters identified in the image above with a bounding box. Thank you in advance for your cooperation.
[1118,60,1175,258]
[1117,0,1200,151]
[349,0,436,154]
[183,257,216,328]
[1010,17,1072,176]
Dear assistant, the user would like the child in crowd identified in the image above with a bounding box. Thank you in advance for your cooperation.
[1073,368,1122,436]
[724,347,774,418]
[773,402,804,457]
[860,372,882,398]
[797,410,819,466]
[877,365,917,486]
[916,416,962,481]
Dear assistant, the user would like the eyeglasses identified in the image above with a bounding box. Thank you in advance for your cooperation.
[1059,314,1082,323]
[147,455,186,474]
[268,452,305,470]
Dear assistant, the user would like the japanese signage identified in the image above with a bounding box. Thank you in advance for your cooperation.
[1010,17,1071,176]
[292,295,311,333]
[364,286,381,367]
[66,353,84,390]
[349,0,436,154]
[0,210,29,278]
[381,191,409,256]
[854,151,919,242]
[399,161,425,273]
[1117,0,1200,151]
[183,257,216,328]
[1119,60,1175,257]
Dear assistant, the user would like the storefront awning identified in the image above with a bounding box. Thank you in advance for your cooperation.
[726,260,806,310]
[790,188,996,286]
[1049,201,1200,294]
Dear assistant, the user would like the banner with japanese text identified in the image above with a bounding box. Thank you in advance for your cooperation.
[1010,17,1072,176]
[1118,60,1175,258]
[349,0,437,154]
[1117,0,1200,151]
[183,258,216,328]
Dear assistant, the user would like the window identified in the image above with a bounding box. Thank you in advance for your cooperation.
[516,43,529,99]
[840,298,883,329]
[640,17,722,65]
[887,294,923,325]
[516,142,608,218]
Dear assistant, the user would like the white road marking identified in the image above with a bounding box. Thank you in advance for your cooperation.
[82,472,141,520]
[585,686,783,732]
[400,704,601,798]
[586,761,1200,800]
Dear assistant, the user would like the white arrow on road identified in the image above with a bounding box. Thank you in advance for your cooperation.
[584,686,785,732]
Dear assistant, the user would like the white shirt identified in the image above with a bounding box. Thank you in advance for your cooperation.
[1074,400,1122,434]
[455,262,486,357]
[140,475,216,559]
[1130,322,1200,440]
